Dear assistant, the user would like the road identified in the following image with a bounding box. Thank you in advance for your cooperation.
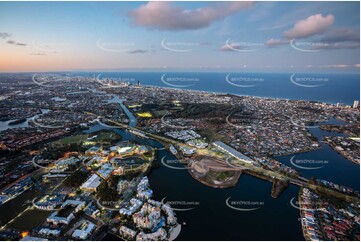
[100,115,359,203]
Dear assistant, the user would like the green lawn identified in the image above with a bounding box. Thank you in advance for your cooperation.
[52,131,121,146]
[7,209,51,231]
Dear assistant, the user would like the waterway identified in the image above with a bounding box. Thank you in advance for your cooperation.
[87,94,359,240]
[0,90,358,240]
[275,117,360,191]
[87,123,303,240]
[107,95,137,127]
[0,109,51,132]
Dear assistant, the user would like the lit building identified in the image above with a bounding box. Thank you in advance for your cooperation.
[119,198,143,216]
[80,174,102,192]
[72,220,96,240]
[85,146,102,155]
[119,226,137,240]
[96,163,114,180]
[46,199,86,225]
[213,141,254,164]
[38,228,61,237]
[136,228,167,241]
[21,236,48,241]
[353,100,359,109]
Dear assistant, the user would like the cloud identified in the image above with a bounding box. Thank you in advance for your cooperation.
[1,32,26,46]
[284,14,334,39]
[265,38,289,47]
[127,49,148,54]
[219,43,242,51]
[319,64,349,69]
[0,32,11,39]
[7,40,27,46]
[266,27,360,50]
[320,28,359,43]
[30,52,46,56]
[128,1,253,31]
[313,42,359,50]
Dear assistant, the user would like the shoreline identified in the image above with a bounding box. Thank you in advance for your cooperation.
[140,83,346,106]
[324,140,360,165]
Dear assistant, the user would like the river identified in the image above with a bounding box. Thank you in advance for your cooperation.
[88,95,359,240]
[0,109,51,132]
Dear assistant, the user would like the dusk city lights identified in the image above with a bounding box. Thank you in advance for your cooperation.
[0,1,359,241]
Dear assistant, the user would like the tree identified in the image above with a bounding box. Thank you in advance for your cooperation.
[97,183,118,202]
[63,170,88,187]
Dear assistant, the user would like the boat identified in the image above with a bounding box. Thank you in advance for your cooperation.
[169,145,177,155]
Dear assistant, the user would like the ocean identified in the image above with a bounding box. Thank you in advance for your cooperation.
[79,72,360,105]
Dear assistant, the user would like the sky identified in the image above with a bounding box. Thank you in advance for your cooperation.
[0,1,360,73]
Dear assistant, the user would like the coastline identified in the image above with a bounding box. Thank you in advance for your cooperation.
[140,83,341,106]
